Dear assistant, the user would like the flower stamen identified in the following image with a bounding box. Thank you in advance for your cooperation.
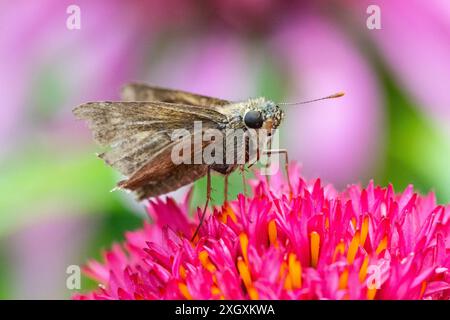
[339,268,349,289]
[310,231,320,267]
[268,220,278,247]
[367,287,377,300]
[375,236,387,255]
[333,240,345,262]
[211,285,222,297]
[359,255,370,283]
[179,265,187,279]
[239,233,249,265]
[237,257,252,289]
[199,250,216,273]
[221,204,237,223]
[237,256,258,299]
[347,231,360,264]
[360,215,369,247]
[248,287,259,300]
[420,281,427,299]
[179,283,193,300]
[288,253,302,289]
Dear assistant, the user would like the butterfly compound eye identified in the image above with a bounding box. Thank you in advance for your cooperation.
[243,110,264,129]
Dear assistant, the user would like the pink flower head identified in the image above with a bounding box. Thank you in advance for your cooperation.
[75,164,450,300]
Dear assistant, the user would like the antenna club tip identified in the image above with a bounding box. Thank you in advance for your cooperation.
[330,92,345,98]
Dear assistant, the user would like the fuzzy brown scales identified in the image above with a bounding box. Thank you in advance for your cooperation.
[134,164,209,200]
[73,100,225,176]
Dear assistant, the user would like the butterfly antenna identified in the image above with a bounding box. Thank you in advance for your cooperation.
[278,92,345,106]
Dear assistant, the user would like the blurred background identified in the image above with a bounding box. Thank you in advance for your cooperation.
[0,0,449,299]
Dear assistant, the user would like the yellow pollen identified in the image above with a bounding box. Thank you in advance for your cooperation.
[179,283,193,300]
[279,261,287,278]
[339,269,349,289]
[268,220,278,247]
[360,216,369,247]
[280,262,293,290]
[284,274,292,290]
[219,204,237,223]
[248,286,259,300]
[325,217,330,229]
[212,274,218,285]
[199,250,208,265]
[367,287,377,300]
[310,231,320,267]
[237,257,252,289]
[351,217,357,229]
[347,230,360,264]
[359,255,370,283]
[218,214,226,224]
[199,250,216,273]
[375,236,388,255]
[240,233,249,264]
[224,204,237,223]
[420,281,427,299]
[288,253,302,289]
[211,286,221,296]
[179,266,187,279]
[333,240,345,262]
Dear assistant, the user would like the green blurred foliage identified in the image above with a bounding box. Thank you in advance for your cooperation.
[381,74,450,203]
[0,149,118,236]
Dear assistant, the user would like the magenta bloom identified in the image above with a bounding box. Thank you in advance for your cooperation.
[75,165,450,300]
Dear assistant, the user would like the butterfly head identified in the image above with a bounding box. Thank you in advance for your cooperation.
[243,99,284,131]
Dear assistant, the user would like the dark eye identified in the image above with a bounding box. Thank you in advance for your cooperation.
[244,110,264,129]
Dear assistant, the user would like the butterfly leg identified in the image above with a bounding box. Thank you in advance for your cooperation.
[191,167,211,241]
[263,138,273,186]
[239,165,248,196]
[263,149,293,195]
[211,165,234,205]
[224,174,229,203]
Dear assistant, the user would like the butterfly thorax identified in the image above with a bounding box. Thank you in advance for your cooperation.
[220,97,284,131]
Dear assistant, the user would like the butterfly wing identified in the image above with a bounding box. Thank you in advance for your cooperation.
[121,83,231,107]
[119,135,212,200]
[133,164,209,200]
[73,101,227,189]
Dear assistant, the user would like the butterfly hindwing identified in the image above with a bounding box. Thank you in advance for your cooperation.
[121,83,231,107]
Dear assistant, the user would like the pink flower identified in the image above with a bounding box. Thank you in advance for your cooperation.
[74,165,450,300]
